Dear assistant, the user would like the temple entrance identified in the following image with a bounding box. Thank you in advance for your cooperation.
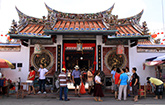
[63,43,96,72]
[65,50,94,70]
[78,60,88,70]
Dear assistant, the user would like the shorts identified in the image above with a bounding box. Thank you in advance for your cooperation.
[74,78,81,87]
[88,81,94,86]
[27,81,34,86]
[132,85,138,96]
[114,84,119,91]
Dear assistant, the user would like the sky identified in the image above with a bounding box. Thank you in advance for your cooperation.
[0,0,165,35]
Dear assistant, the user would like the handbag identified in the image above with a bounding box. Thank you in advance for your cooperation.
[80,82,86,94]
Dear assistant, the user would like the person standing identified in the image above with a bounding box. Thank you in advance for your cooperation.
[114,68,121,99]
[72,65,82,97]
[131,67,139,102]
[111,67,116,93]
[117,69,128,101]
[94,70,104,102]
[87,67,94,94]
[59,68,70,101]
[147,77,164,99]
[125,67,131,97]
[38,64,51,94]
[27,66,36,95]
[67,69,71,83]
[81,69,87,85]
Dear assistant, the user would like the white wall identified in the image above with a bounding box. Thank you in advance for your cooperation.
[129,46,165,84]
[0,45,30,82]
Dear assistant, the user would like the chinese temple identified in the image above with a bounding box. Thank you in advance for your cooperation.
[3,3,163,84]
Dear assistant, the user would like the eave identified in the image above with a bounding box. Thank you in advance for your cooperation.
[107,35,150,40]
[44,30,118,35]
[8,34,51,39]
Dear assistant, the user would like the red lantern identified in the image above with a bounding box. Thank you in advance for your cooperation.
[151,34,157,38]
[157,32,160,35]
[161,32,164,34]
[163,39,165,41]
[7,36,10,40]
[161,43,163,45]
[143,63,145,70]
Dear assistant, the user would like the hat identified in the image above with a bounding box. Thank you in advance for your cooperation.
[62,68,66,71]
[74,65,79,69]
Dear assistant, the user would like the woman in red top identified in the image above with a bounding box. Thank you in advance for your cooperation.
[114,68,121,99]
[27,66,36,95]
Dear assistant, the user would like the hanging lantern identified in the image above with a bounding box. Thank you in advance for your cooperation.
[151,34,157,38]
[34,44,42,54]
[116,45,124,54]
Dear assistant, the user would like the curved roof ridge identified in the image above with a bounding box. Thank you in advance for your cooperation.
[15,6,42,19]
[15,6,28,19]
[15,6,46,26]
[118,9,144,24]
[44,3,115,14]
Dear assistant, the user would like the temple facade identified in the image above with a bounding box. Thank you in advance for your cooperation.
[0,3,164,84]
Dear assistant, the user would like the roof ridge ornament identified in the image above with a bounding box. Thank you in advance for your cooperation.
[44,3,115,20]
[117,9,144,25]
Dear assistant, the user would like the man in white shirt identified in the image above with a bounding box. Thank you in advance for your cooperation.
[38,64,51,94]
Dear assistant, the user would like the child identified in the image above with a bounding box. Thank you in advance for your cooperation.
[146,81,151,93]
[27,66,36,95]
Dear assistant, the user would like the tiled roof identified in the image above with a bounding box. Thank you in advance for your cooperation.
[16,21,143,37]
[18,24,45,36]
[53,20,106,31]
[116,25,142,37]
[138,39,152,45]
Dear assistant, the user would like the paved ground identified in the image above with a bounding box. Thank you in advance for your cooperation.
[0,94,165,105]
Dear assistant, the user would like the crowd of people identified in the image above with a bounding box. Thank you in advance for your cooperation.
[58,65,164,102]
[1,64,163,101]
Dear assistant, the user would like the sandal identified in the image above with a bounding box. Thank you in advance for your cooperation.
[94,98,98,101]
[77,94,81,97]
[154,97,158,100]
[98,99,103,102]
